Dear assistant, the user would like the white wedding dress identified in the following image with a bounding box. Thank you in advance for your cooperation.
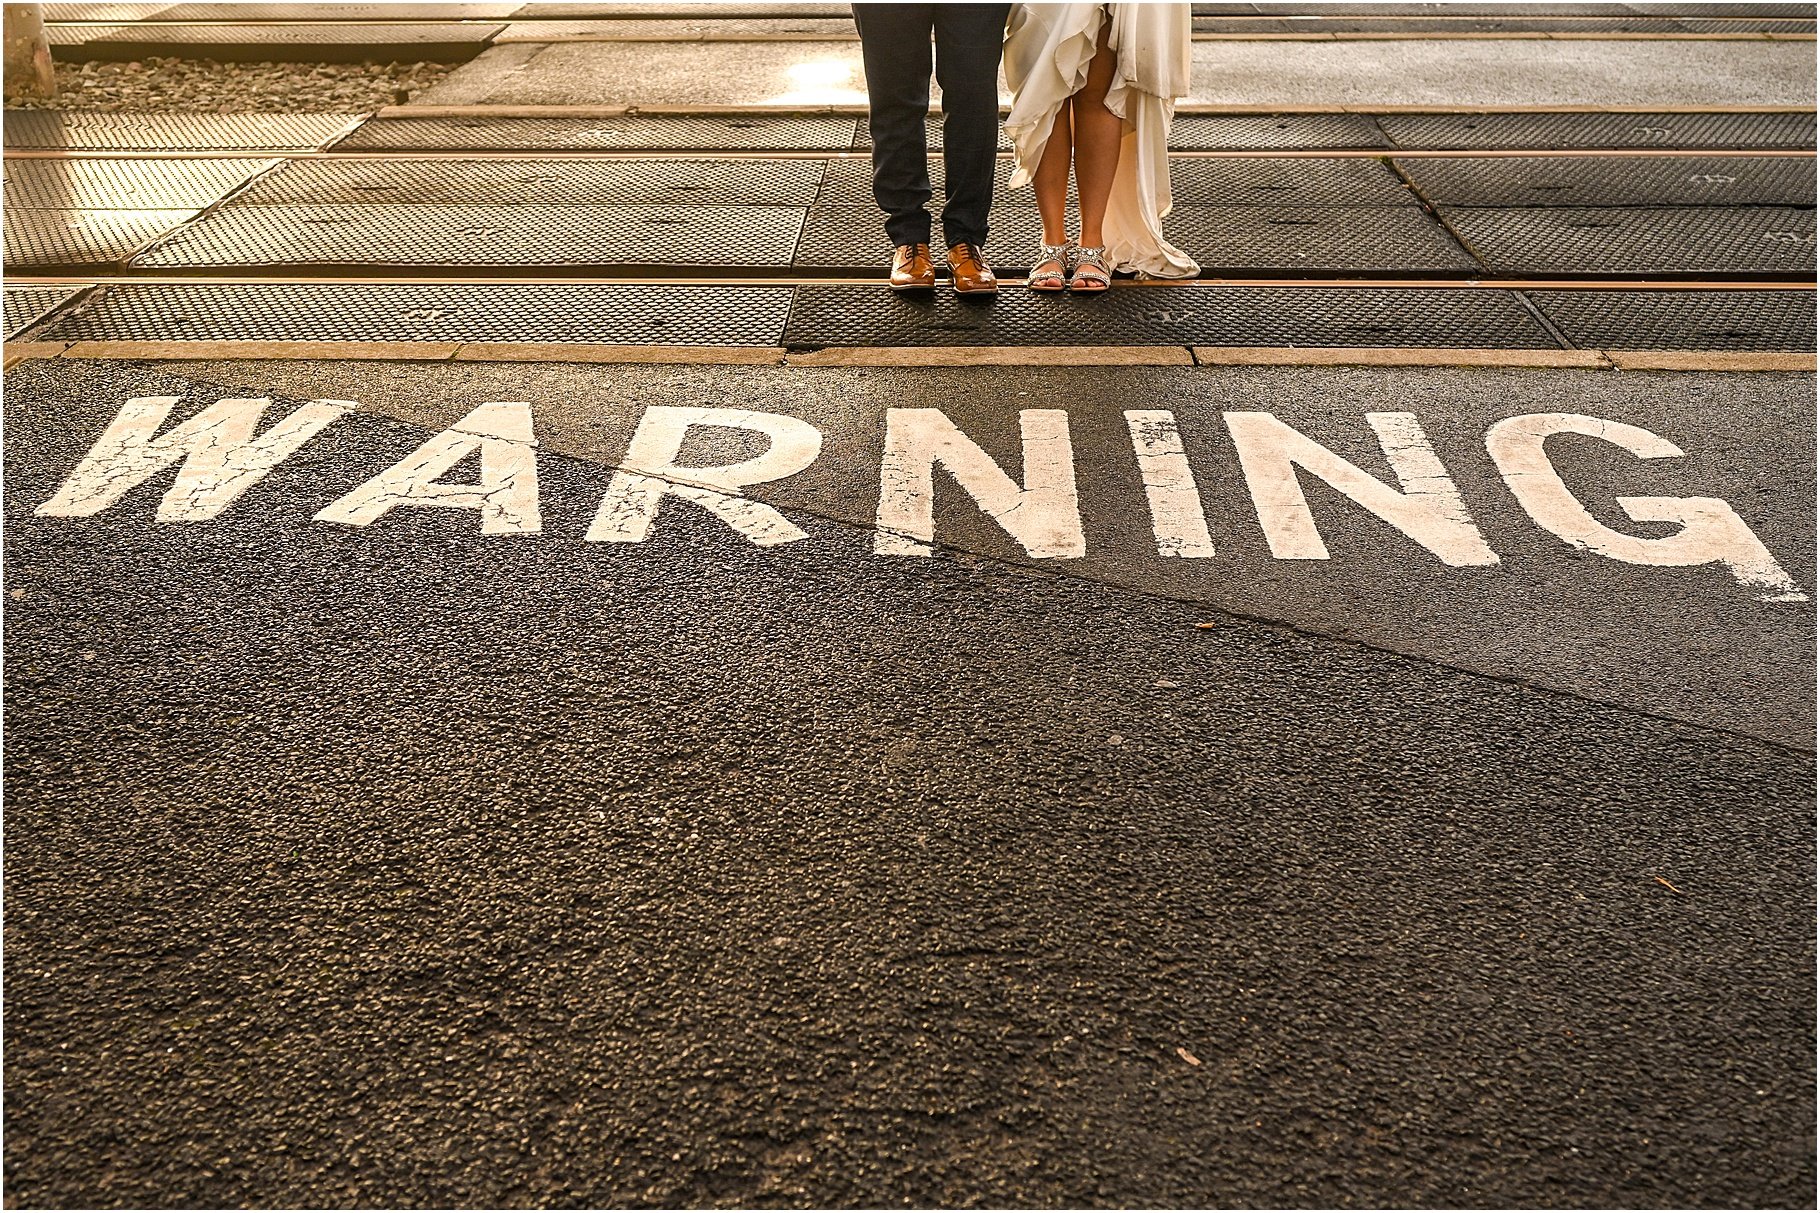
[1002,2,1200,279]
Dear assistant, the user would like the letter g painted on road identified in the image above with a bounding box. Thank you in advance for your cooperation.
[1485,412,1808,602]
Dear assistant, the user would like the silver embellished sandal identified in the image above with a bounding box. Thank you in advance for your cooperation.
[1070,245,1111,293]
[1028,240,1072,292]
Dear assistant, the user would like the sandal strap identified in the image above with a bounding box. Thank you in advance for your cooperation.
[1072,245,1110,283]
[1030,240,1072,283]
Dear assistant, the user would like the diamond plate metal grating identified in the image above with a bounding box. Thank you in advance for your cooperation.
[1382,111,1818,150]
[152,4,521,17]
[1400,155,1817,207]
[134,203,807,269]
[236,158,828,206]
[337,115,859,152]
[1170,114,1390,150]
[3,112,357,151]
[1527,289,1816,350]
[495,17,856,38]
[35,281,795,345]
[852,116,1014,152]
[4,158,280,210]
[1443,205,1817,274]
[1193,16,1687,31]
[1677,17,1817,31]
[56,22,502,44]
[795,205,1473,273]
[784,285,1556,347]
[4,208,198,269]
[507,3,849,15]
[817,155,1413,207]
[4,286,82,340]
[817,157,1062,207]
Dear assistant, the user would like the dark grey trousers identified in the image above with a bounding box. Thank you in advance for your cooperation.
[851,3,1011,249]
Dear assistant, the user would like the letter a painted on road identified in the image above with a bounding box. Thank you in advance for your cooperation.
[315,402,541,535]
[1486,412,1808,602]
[1224,411,1498,567]
[36,395,352,522]
[875,408,1084,558]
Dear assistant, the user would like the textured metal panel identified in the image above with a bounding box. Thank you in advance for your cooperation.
[1168,156,1414,204]
[237,158,827,206]
[134,203,806,269]
[1244,4,1642,13]
[1443,206,1817,274]
[1194,16,1687,31]
[796,205,1473,273]
[784,285,1556,348]
[1624,3,1813,16]
[4,286,82,340]
[1399,155,1817,207]
[507,4,849,16]
[3,208,197,269]
[496,17,856,38]
[818,155,1412,207]
[3,112,355,151]
[41,4,170,18]
[4,158,279,210]
[1528,289,1815,351]
[153,4,521,17]
[817,157,1062,207]
[1382,111,1817,150]
[59,21,503,59]
[338,115,858,152]
[1170,113,1390,150]
[851,116,1014,152]
[37,281,794,345]
[1675,17,1817,32]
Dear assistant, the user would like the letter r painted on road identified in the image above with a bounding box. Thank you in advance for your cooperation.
[1224,411,1498,567]
[587,406,823,547]
[875,408,1084,558]
[35,395,353,522]
[1485,412,1809,602]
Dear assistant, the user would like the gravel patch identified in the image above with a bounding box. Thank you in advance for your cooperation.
[5,57,454,112]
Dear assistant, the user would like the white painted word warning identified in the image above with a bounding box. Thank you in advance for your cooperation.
[33,396,1809,603]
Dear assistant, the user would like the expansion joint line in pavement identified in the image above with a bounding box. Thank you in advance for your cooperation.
[122,362,1820,759]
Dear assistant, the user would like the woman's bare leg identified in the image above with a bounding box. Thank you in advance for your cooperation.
[1072,24,1122,249]
[1033,104,1073,248]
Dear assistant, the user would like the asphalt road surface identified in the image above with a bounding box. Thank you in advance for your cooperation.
[4,356,1814,1207]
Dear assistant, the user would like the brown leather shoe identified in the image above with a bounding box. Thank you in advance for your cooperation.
[946,243,999,295]
[889,243,936,291]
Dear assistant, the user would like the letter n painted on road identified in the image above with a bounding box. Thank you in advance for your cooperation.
[875,409,1084,558]
[1223,411,1498,567]
[587,406,823,547]
[315,402,540,535]
[35,396,352,522]
[1485,412,1809,602]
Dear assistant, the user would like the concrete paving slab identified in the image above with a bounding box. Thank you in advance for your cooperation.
[417,35,1815,108]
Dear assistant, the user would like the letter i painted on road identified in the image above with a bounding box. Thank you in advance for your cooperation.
[1125,410,1216,558]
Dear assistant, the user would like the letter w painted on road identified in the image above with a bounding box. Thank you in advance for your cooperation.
[35,395,352,522]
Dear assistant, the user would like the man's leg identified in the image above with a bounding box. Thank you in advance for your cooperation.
[933,3,1011,250]
[853,3,935,248]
